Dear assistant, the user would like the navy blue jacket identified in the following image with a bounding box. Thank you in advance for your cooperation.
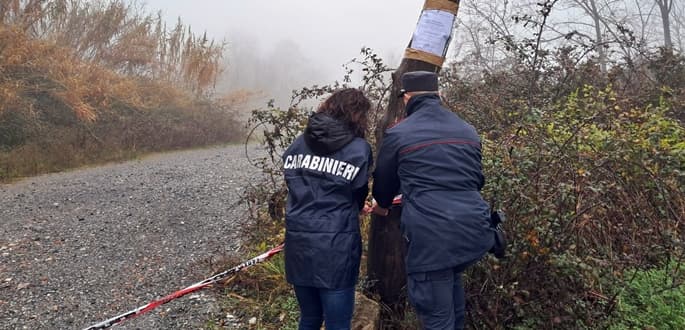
[373,94,494,274]
[282,113,372,289]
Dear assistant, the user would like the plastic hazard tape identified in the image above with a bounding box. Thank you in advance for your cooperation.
[404,48,448,67]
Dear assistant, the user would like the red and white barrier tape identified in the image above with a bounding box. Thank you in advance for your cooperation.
[83,243,284,330]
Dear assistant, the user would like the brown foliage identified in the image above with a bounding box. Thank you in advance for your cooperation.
[1,0,224,94]
[0,2,246,181]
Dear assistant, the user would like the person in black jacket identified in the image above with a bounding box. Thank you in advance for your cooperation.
[282,88,373,330]
[371,71,494,330]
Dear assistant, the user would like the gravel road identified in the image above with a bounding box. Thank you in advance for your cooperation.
[0,144,265,329]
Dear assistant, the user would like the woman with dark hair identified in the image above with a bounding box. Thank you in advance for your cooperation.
[282,88,372,330]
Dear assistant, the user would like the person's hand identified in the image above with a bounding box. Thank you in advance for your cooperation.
[371,203,389,216]
[362,202,374,215]
[362,201,389,216]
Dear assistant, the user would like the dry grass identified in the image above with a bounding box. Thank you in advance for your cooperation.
[0,1,247,181]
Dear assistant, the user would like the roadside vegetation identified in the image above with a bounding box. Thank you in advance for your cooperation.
[0,0,245,182]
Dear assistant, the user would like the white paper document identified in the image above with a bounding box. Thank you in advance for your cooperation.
[411,10,455,57]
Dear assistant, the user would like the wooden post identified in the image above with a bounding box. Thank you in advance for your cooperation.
[367,0,461,315]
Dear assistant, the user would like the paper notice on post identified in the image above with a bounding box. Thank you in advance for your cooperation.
[411,10,455,57]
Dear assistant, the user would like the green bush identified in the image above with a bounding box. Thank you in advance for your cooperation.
[609,262,685,329]
[463,81,685,328]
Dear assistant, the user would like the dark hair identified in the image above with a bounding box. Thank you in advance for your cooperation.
[317,88,370,138]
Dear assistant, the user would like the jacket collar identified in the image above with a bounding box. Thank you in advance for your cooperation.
[405,93,441,116]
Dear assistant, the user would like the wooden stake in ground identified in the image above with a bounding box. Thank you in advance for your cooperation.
[367,0,461,315]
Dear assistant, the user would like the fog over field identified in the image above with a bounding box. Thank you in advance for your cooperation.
[141,0,425,106]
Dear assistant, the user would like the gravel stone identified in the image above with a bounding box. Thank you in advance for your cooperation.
[0,144,265,329]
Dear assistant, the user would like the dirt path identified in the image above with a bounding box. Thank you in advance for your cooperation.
[0,144,264,329]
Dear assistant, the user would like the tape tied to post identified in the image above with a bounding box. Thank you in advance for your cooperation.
[404,48,446,67]
[423,0,459,14]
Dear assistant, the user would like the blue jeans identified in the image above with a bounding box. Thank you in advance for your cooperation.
[293,285,355,330]
[407,268,465,330]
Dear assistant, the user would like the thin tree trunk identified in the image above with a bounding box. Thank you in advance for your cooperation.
[588,0,607,73]
[572,0,607,74]
[657,0,674,49]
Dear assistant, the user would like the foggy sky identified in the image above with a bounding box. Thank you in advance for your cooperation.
[141,0,426,104]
